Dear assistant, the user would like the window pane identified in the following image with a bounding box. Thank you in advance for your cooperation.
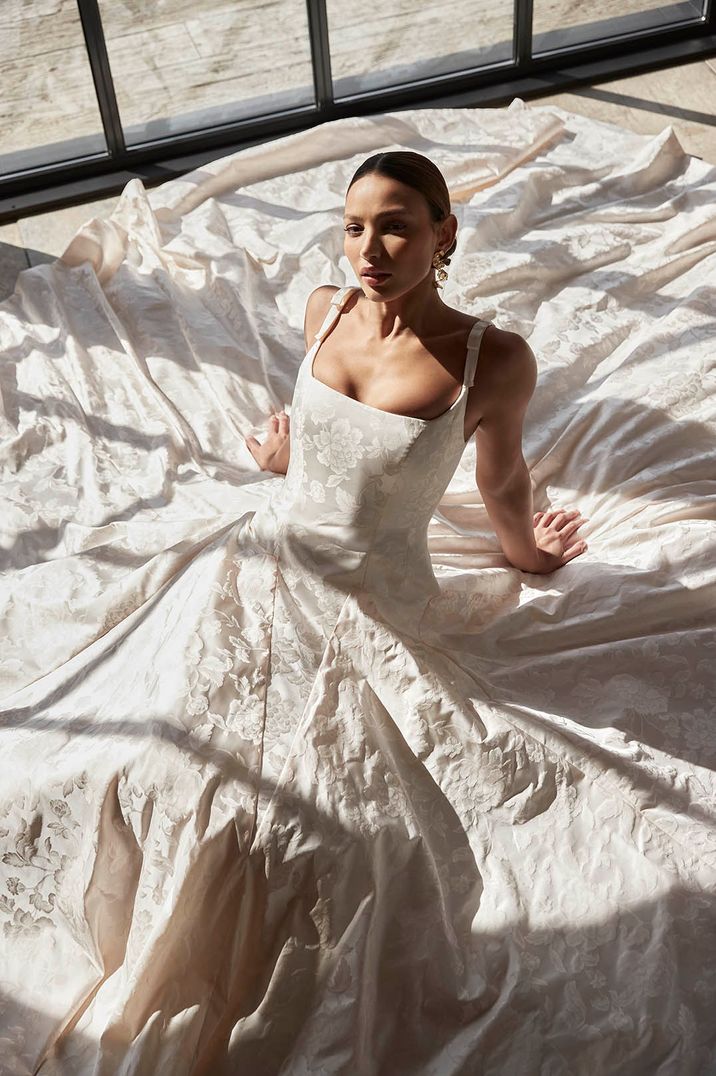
[98,0,315,147]
[0,1,106,178]
[533,0,706,55]
[327,1,513,99]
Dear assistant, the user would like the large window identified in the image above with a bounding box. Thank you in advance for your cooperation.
[1,2,106,176]
[98,0,315,145]
[532,0,706,53]
[1,0,713,220]
[326,2,514,97]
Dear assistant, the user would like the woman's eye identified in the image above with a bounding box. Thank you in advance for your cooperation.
[344,223,404,234]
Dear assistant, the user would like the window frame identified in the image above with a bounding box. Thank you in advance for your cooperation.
[1,0,714,222]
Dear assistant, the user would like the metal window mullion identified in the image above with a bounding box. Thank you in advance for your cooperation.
[514,0,534,65]
[306,0,334,109]
[76,0,126,158]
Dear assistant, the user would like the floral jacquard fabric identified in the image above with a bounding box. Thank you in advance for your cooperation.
[1,102,715,1075]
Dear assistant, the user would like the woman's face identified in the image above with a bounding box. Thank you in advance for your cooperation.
[343,173,455,299]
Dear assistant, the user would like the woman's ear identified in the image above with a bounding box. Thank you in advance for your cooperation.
[441,213,458,258]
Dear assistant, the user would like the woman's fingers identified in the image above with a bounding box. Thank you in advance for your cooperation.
[560,518,587,540]
[541,508,588,530]
[266,410,289,433]
[562,525,589,554]
[562,541,587,562]
[554,509,579,528]
[542,509,567,526]
[245,410,289,463]
[533,505,590,563]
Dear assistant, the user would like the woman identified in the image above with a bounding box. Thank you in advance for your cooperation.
[245,149,589,574]
[2,147,708,1074]
[1,153,597,1075]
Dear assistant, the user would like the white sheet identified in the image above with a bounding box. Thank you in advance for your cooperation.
[1,99,715,1074]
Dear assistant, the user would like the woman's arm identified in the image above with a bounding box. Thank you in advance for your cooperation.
[475,334,588,573]
[244,287,338,474]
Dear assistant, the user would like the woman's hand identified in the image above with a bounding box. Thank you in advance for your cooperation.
[527,506,589,573]
[244,410,290,475]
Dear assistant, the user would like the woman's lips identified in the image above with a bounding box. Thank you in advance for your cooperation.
[362,270,391,282]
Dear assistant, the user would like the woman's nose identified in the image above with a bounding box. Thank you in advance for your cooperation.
[360,233,382,258]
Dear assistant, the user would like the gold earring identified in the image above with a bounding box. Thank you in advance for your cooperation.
[432,249,448,289]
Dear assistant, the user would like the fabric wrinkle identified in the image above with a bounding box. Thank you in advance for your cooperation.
[1,101,714,1076]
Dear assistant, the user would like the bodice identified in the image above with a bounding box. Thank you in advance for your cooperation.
[248,286,490,630]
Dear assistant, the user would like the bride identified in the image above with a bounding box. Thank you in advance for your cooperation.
[2,151,605,1076]
[244,149,589,575]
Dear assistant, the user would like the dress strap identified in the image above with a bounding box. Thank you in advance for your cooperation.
[313,286,358,343]
[313,292,489,388]
[463,318,490,387]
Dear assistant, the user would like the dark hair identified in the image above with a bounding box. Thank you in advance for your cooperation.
[346,150,457,264]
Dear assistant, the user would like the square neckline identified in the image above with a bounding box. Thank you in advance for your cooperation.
[306,287,485,441]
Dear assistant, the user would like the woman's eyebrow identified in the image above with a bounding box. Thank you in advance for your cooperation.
[343,208,411,221]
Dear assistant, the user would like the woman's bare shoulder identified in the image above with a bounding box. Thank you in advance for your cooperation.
[462,318,536,438]
[478,321,537,404]
[441,303,512,343]
[303,285,342,350]
[482,320,528,357]
[445,308,530,377]
[457,305,530,361]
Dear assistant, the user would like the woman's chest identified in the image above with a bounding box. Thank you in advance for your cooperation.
[310,332,471,423]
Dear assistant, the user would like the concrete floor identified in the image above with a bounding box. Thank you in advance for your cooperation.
[1,55,715,302]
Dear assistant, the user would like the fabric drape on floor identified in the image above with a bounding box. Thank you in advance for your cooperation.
[1,100,715,1075]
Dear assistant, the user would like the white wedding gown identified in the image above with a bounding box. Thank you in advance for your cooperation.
[2,102,715,1076]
